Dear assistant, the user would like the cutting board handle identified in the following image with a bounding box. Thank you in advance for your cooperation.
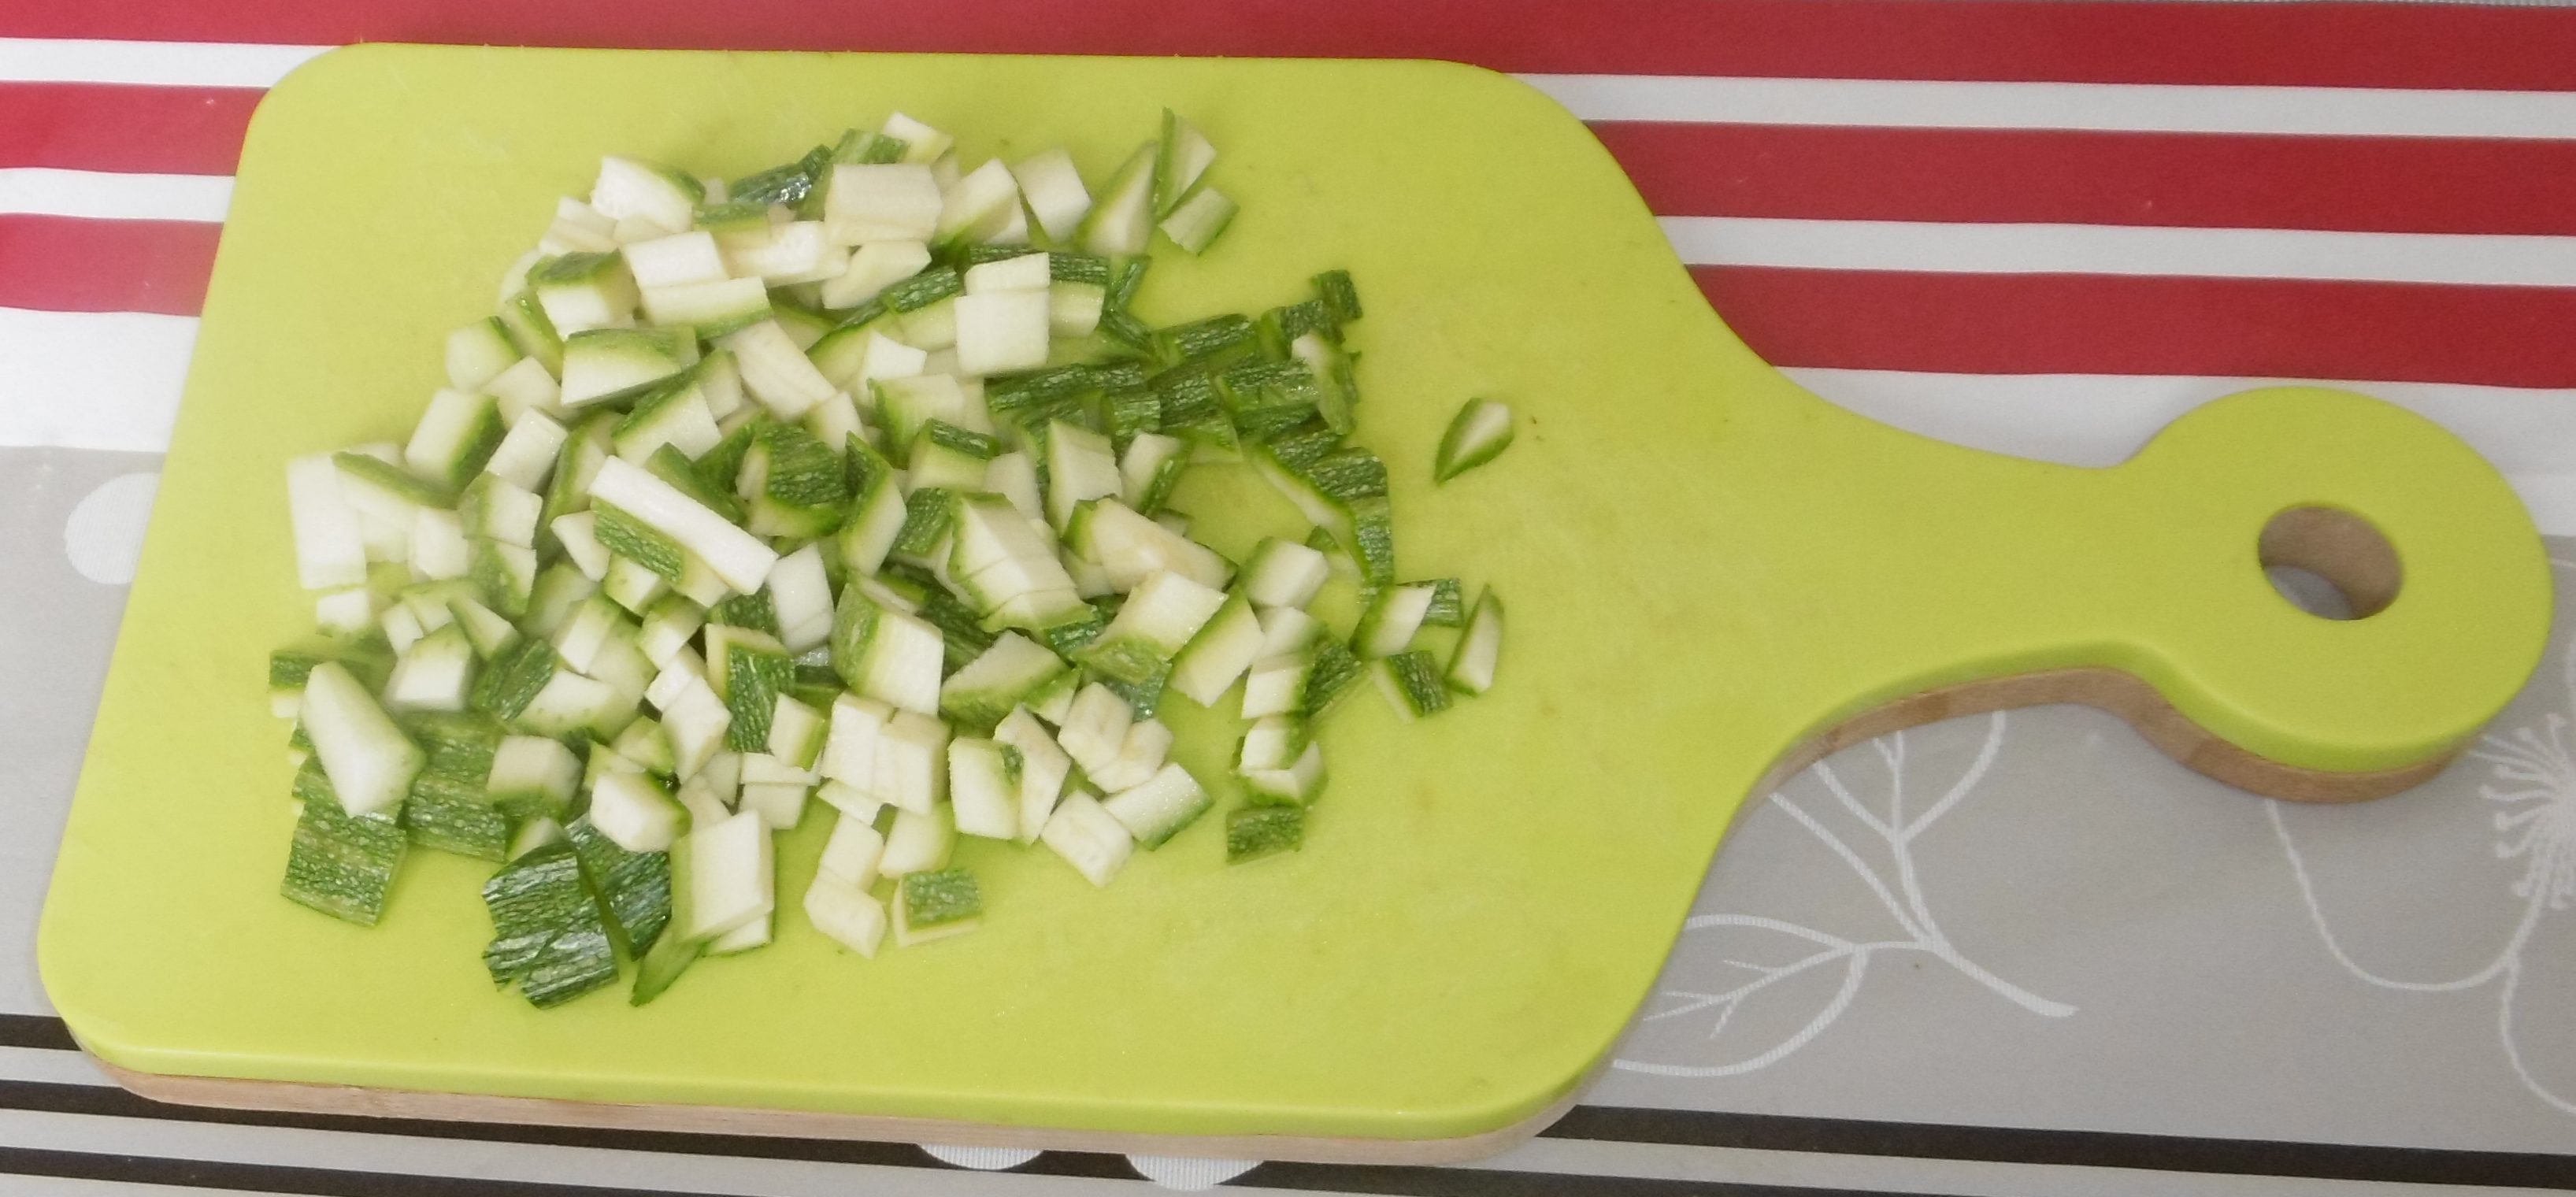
[1763,384,2555,804]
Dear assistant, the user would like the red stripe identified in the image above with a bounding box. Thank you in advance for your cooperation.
[0,217,218,315]
[12,0,2576,90]
[0,83,259,176]
[1602,123,2576,239]
[1696,266,2576,387]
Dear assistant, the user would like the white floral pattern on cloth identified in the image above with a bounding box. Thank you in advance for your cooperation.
[2270,556,2576,1118]
[1612,713,2074,1077]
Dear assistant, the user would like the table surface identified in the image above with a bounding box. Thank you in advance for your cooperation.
[6,2,2576,1195]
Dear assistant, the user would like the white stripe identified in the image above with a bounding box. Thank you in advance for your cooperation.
[0,169,230,223]
[1663,216,2576,287]
[1525,73,2576,139]
[0,309,195,453]
[1784,367,2576,534]
[0,1046,114,1088]
[0,38,324,88]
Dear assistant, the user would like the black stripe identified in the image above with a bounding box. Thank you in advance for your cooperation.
[0,1016,76,1052]
[0,1143,699,1197]
[1544,1106,2576,1189]
[9,1006,2571,1192]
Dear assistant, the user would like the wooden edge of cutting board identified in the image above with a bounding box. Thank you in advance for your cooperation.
[82,662,2444,1162]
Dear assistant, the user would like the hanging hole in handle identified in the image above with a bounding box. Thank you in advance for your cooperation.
[2259,506,2402,620]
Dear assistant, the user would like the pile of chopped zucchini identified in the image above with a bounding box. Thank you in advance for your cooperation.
[269,109,1507,1008]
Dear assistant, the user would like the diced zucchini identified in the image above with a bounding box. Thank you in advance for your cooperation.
[1045,421,1123,531]
[591,156,702,234]
[1155,109,1218,217]
[936,158,1023,246]
[823,163,943,244]
[404,390,506,493]
[908,421,1000,491]
[873,374,975,455]
[1304,639,1367,717]
[1079,143,1157,257]
[1085,717,1173,793]
[1158,187,1236,254]
[1025,666,1080,725]
[766,693,828,769]
[281,760,406,925]
[837,436,909,577]
[953,288,1050,376]
[737,780,810,831]
[817,812,888,889]
[1054,682,1134,777]
[590,770,686,852]
[1434,396,1516,483]
[1062,498,1232,593]
[485,356,565,424]
[1240,537,1330,610]
[300,662,425,817]
[821,240,932,309]
[984,450,1043,522]
[622,229,725,287]
[803,873,888,957]
[1355,581,1437,658]
[458,476,541,550]
[1008,149,1091,242]
[1420,577,1466,628]
[879,802,954,876]
[722,320,839,419]
[285,453,369,591]
[1080,570,1227,686]
[1447,587,1503,696]
[830,587,945,715]
[560,327,692,409]
[528,251,640,337]
[720,220,844,285]
[947,738,1021,839]
[1118,432,1189,517]
[1039,790,1132,887]
[642,276,773,338]
[589,457,779,594]
[447,317,521,392]
[638,594,707,665]
[938,632,1069,731]
[498,287,565,376]
[1169,588,1266,706]
[486,734,580,822]
[684,809,773,942]
[385,624,476,713]
[1372,649,1451,721]
[1100,762,1210,849]
[1243,653,1311,719]
[894,868,982,946]
[873,710,951,815]
[1226,804,1304,863]
[705,623,793,752]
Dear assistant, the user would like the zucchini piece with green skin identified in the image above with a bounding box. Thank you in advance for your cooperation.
[643,443,743,524]
[565,813,673,956]
[590,769,688,853]
[1226,804,1304,862]
[458,475,541,549]
[907,421,1000,491]
[1355,581,1438,658]
[893,867,982,946]
[803,870,890,958]
[301,661,426,817]
[1097,308,1155,355]
[528,251,641,338]
[281,758,407,926]
[686,809,775,943]
[1157,187,1236,255]
[511,669,636,741]
[404,390,506,492]
[480,841,619,1007]
[522,563,598,639]
[723,143,826,206]
[1100,762,1210,849]
[486,733,580,823]
[873,374,975,459]
[806,318,910,387]
[1241,740,1326,807]
[611,714,677,776]
[947,738,1022,839]
[1240,651,1311,719]
[1102,387,1162,454]
[1085,717,1173,793]
[1044,421,1122,531]
[836,434,908,577]
[934,158,1024,248]
[994,707,1073,843]
[1372,649,1451,721]
[1255,300,1336,357]
[1025,665,1080,724]
[1447,587,1503,695]
[1312,269,1362,323]
[641,276,771,337]
[736,423,849,539]
[829,587,945,716]
[611,372,723,465]
[1240,537,1331,610]
[1434,398,1515,484]
[470,638,558,721]
[1304,639,1367,717]
[1152,373,1239,459]
[1051,280,1106,338]
[889,487,953,565]
[1106,258,1151,310]
[1118,432,1188,517]
[694,416,762,499]
[794,131,910,220]
[589,457,780,595]
[938,633,1069,731]
[538,410,615,550]
[447,317,522,391]
[399,711,510,860]
[1080,143,1158,258]
[1061,498,1232,593]
[469,539,537,619]
[822,240,932,311]
[1292,332,1360,435]
[1154,314,1256,368]
[723,320,838,419]
[705,624,794,752]
[766,693,828,770]
[1077,570,1226,687]
[267,646,391,719]
[1215,359,1321,442]
[1169,588,1266,706]
[591,502,688,583]
[764,299,838,352]
[1154,109,1218,217]
[560,326,694,410]
[497,287,564,376]
[332,451,453,533]
[818,159,938,242]
[631,833,705,1004]
[589,155,703,234]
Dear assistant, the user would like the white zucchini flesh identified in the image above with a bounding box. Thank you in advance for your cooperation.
[764,544,835,653]
[1097,570,1228,658]
[1043,423,1122,530]
[484,358,563,423]
[936,159,1021,244]
[817,814,887,888]
[1054,684,1134,776]
[1040,790,1132,887]
[878,804,954,877]
[953,290,1051,376]
[1240,537,1331,610]
[1447,589,1504,695]
[962,253,1049,295]
[737,781,809,831]
[984,452,1043,522]
[947,738,1021,839]
[882,113,954,163]
[1010,150,1091,242]
[873,710,951,814]
[410,509,470,582]
[285,454,368,591]
[721,320,838,419]
[821,693,893,790]
[1255,606,1322,658]
[1169,589,1266,706]
[622,230,727,287]
[993,708,1072,843]
[823,164,943,245]
[590,156,699,232]
[485,407,570,494]
[1085,718,1173,793]
[313,587,381,638]
[821,241,932,309]
[1100,762,1210,849]
[765,694,829,770]
[385,625,474,712]
[586,457,779,594]
[591,770,687,852]
[802,873,888,957]
[300,662,425,817]
[686,810,774,941]
[550,511,612,580]
[1357,583,1437,658]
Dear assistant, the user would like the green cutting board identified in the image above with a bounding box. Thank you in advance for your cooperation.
[39,45,2556,1154]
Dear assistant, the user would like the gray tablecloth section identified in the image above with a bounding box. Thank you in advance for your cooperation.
[2,443,2570,1195]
